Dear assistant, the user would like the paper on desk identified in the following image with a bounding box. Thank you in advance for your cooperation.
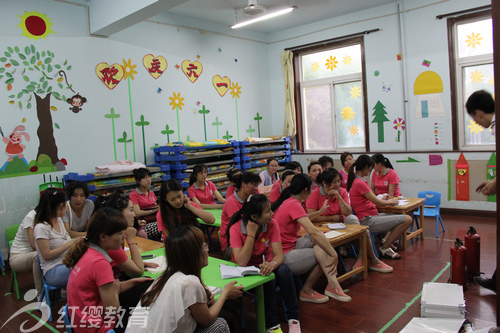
[399,318,465,333]
[324,223,346,230]
[207,286,222,296]
[324,230,343,239]
[398,200,409,206]
[124,247,130,251]
[144,256,167,274]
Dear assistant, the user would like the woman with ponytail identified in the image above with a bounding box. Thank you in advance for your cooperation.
[307,168,393,273]
[269,170,295,204]
[347,155,412,260]
[127,225,243,333]
[64,208,152,333]
[371,153,401,197]
[225,168,243,199]
[34,188,80,288]
[227,194,301,332]
[272,174,351,304]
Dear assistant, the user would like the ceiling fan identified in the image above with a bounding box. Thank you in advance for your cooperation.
[242,0,265,16]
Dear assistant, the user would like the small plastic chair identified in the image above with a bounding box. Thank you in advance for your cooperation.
[62,304,73,333]
[0,249,5,276]
[412,191,445,238]
[6,224,21,299]
[37,255,62,321]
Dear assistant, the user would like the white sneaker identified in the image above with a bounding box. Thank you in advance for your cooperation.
[288,319,301,333]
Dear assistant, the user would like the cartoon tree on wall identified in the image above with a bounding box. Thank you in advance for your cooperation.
[223,130,233,141]
[229,82,242,140]
[212,117,223,139]
[104,107,120,161]
[254,112,263,137]
[198,105,210,141]
[246,125,255,138]
[371,100,390,143]
[135,114,150,164]
[161,124,175,143]
[0,43,75,172]
[117,131,133,160]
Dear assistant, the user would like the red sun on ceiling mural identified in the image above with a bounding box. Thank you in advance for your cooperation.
[17,10,55,40]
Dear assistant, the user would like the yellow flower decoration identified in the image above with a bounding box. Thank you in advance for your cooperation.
[350,85,361,99]
[470,70,484,84]
[468,120,484,135]
[230,82,242,99]
[311,62,320,72]
[343,55,352,65]
[465,32,483,49]
[121,58,138,80]
[349,125,359,136]
[341,106,355,121]
[488,76,494,86]
[325,56,338,71]
[169,92,185,110]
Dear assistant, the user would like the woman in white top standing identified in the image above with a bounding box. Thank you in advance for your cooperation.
[63,181,94,238]
[9,208,42,296]
[34,189,79,287]
[127,225,243,333]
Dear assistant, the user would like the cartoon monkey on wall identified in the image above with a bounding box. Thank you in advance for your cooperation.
[67,94,87,113]
[3,125,30,162]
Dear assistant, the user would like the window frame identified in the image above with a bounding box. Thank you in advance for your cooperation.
[448,9,493,151]
[292,36,369,153]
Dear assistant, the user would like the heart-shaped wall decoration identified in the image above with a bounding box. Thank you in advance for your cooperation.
[181,60,203,83]
[95,63,124,90]
[143,54,167,79]
[212,75,231,97]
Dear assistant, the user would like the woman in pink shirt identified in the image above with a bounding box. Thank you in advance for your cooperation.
[339,152,354,189]
[64,208,152,333]
[157,179,214,239]
[307,161,322,191]
[188,164,226,209]
[371,153,402,197]
[225,168,242,199]
[272,174,351,304]
[347,155,412,260]
[270,170,294,204]
[129,168,160,240]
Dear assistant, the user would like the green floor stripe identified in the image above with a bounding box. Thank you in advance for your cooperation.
[4,292,12,296]
[423,237,455,242]
[25,309,61,333]
[378,262,451,333]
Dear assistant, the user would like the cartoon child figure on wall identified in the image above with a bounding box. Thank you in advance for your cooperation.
[3,125,30,162]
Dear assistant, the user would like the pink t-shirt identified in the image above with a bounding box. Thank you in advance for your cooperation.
[339,169,349,189]
[273,197,307,254]
[188,181,217,205]
[349,177,378,221]
[156,201,201,232]
[229,219,281,266]
[269,186,281,204]
[67,247,116,333]
[225,184,236,199]
[306,186,350,217]
[129,189,157,222]
[220,193,244,251]
[108,247,129,279]
[311,182,319,191]
[371,168,401,197]
[272,180,281,191]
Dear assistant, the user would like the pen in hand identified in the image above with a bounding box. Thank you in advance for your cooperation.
[262,255,266,268]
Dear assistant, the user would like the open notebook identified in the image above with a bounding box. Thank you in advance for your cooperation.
[219,264,260,279]
[143,256,167,274]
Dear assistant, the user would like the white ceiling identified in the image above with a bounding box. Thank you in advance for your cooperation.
[164,0,397,34]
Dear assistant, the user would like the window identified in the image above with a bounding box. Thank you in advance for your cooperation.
[449,12,494,150]
[295,37,367,152]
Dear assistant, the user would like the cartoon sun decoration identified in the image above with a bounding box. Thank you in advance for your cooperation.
[349,125,359,136]
[468,120,484,135]
[343,55,352,65]
[465,32,482,49]
[341,106,355,121]
[311,62,320,72]
[350,85,361,99]
[325,56,338,71]
[18,10,55,40]
[470,70,484,84]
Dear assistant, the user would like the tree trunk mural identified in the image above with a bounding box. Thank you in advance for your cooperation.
[35,93,60,165]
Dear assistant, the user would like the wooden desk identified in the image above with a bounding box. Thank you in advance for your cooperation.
[125,237,163,255]
[377,197,425,250]
[299,224,369,282]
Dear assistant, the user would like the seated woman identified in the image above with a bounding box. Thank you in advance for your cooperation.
[10,208,43,297]
[318,155,334,171]
[259,158,279,186]
[269,170,295,204]
[34,189,79,288]
[228,194,301,333]
[371,153,401,197]
[347,155,412,260]
[188,164,226,209]
[339,152,354,189]
[221,172,261,259]
[272,174,351,303]
[63,181,94,238]
[157,179,214,240]
[271,161,304,193]
[64,207,152,333]
[225,168,243,199]
[307,161,322,190]
[127,225,243,333]
[306,168,392,273]
[129,168,161,240]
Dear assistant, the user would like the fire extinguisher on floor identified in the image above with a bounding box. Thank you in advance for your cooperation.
[450,238,467,286]
[465,226,480,280]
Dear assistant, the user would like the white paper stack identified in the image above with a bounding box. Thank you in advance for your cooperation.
[420,282,466,319]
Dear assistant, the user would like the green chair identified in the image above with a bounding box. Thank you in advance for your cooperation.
[6,224,21,299]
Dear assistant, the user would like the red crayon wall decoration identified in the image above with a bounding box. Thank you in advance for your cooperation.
[456,153,469,201]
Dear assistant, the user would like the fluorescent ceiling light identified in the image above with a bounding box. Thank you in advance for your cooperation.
[230,6,297,29]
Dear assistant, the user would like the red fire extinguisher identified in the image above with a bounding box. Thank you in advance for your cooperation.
[465,226,480,280]
[450,238,467,286]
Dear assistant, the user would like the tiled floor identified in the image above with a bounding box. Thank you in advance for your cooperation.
[0,212,497,332]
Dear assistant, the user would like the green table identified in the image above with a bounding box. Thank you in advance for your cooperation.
[141,249,274,333]
[198,208,222,227]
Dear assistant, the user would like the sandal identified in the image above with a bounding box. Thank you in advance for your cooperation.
[379,246,401,259]
[381,238,398,251]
